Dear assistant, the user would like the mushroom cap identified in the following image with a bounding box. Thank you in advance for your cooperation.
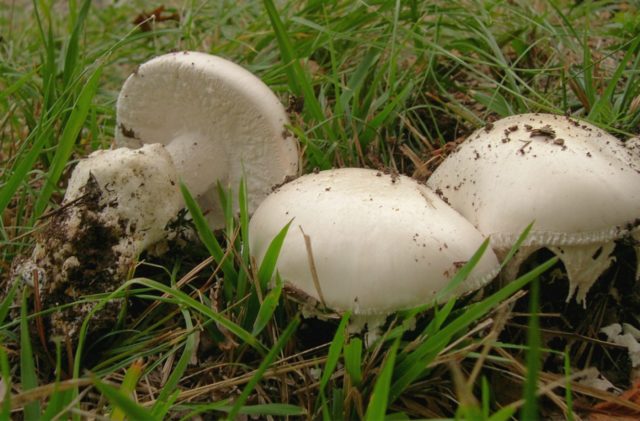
[115,51,299,228]
[427,113,640,250]
[249,168,499,316]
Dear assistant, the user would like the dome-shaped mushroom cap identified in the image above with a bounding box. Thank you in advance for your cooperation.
[427,113,640,248]
[115,51,299,228]
[427,113,640,303]
[249,168,499,316]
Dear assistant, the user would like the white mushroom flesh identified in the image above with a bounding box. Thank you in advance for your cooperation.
[249,168,500,325]
[64,144,183,259]
[427,113,640,303]
[116,51,299,228]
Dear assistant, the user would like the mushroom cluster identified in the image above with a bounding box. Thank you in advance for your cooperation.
[17,52,298,339]
[18,49,639,341]
[248,113,640,334]
[427,113,640,304]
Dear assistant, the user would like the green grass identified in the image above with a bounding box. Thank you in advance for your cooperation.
[1,0,639,419]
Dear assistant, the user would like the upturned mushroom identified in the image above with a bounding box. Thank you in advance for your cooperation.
[19,144,182,338]
[427,113,640,304]
[13,52,299,340]
[249,168,500,332]
[115,51,299,228]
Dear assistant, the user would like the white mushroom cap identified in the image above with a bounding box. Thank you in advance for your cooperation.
[249,168,499,323]
[427,113,640,303]
[115,51,299,228]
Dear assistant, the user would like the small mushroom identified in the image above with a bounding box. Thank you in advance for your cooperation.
[19,144,182,339]
[427,113,640,304]
[249,168,499,333]
[115,51,299,228]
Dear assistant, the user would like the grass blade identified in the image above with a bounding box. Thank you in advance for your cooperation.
[0,283,18,326]
[93,377,158,421]
[343,337,363,386]
[434,238,490,303]
[151,309,196,419]
[20,290,40,419]
[252,272,284,336]
[180,182,237,279]
[0,346,11,421]
[41,341,72,421]
[72,278,267,384]
[256,221,292,292]
[131,278,264,353]
[589,36,640,121]
[316,311,351,418]
[319,311,350,393]
[111,359,145,421]
[226,316,300,420]
[34,65,103,218]
[0,67,38,102]
[182,402,306,419]
[521,277,540,420]
[365,338,399,421]
[237,177,250,299]
[0,130,49,215]
[488,406,518,421]
[62,0,91,86]
[262,0,324,122]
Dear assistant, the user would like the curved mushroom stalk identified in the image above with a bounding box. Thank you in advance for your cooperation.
[548,242,616,305]
[20,144,182,340]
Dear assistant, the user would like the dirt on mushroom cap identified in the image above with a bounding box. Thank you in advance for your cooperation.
[427,113,640,248]
[427,113,640,304]
[249,168,499,318]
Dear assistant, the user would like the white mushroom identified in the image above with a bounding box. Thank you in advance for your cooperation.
[427,113,640,304]
[249,168,500,332]
[115,51,299,228]
[20,144,182,338]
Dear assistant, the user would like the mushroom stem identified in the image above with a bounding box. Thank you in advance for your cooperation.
[348,314,388,347]
[499,245,542,283]
[164,133,228,197]
[19,144,182,340]
[548,242,616,305]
